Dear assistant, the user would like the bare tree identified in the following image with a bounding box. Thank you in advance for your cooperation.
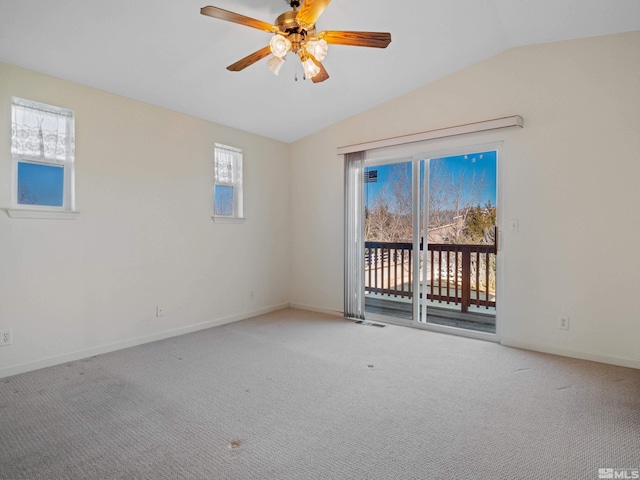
[18,183,37,205]
[365,186,392,242]
[365,164,413,243]
[427,160,488,244]
[364,160,491,245]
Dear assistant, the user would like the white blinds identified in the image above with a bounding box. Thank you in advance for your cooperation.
[11,99,74,164]
[344,151,365,320]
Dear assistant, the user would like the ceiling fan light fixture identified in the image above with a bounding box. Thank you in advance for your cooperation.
[301,56,321,79]
[269,34,291,58]
[305,38,328,61]
[266,55,285,75]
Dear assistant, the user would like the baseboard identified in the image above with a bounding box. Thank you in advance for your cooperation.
[500,337,640,370]
[8,308,635,379]
[0,303,290,379]
[289,303,344,318]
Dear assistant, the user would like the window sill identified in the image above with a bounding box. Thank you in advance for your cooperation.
[5,208,80,220]
[211,216,246,224]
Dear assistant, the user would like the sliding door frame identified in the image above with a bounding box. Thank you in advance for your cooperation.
[362,141,505,342]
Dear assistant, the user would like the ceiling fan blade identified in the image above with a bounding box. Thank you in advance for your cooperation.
[296,0,332,27]
[227,46,272,71]
[320,31,392,48]
[309,56,329,83]
[201,6,275,32]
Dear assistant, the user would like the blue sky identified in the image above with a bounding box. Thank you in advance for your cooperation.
[364,150,497,210]
[431,150,497,206]
[17,162,64,206]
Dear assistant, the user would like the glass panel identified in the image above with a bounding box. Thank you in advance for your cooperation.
[17,162,64,207]
[423,150,497,334]
[214,185,234,216]
[363,161,413,322]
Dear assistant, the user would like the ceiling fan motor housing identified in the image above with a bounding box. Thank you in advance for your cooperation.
[275,10,299,32]
[274,9,316,53]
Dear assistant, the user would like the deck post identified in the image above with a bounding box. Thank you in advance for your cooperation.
[461,248,471,313]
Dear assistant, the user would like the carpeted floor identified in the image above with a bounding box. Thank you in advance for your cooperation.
[1,308,639,479]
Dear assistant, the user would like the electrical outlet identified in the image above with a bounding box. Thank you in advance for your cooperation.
[558,316,569,330]
[0,329,12,346]
[156,306,164,317]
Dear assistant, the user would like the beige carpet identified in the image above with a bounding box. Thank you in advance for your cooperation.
[1,308,639,479]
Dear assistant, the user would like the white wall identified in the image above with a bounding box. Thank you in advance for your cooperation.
[289,31,640,368]
[0,63,291,377]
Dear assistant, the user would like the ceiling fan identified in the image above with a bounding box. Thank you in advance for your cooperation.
[200,0,392,83]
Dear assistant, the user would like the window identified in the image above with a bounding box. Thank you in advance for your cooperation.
[213,143,243,222]
[10,97,76,216]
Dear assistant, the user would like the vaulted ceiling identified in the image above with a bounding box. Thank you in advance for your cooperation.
[1,0,639,143]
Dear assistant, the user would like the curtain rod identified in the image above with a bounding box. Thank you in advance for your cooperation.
[337,116,524,155]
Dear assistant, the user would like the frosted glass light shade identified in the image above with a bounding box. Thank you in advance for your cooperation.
[269,34,291,58]
[302,57,320,79]
[305,39,328,61]
[266,56,285,75]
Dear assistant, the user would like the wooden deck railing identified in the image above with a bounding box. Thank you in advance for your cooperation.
[365,242,496,313]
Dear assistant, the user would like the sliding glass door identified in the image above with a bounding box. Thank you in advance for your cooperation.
[359,150,498,337]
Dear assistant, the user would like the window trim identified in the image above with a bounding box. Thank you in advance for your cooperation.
[212,143,244,222]
[9,97,78,219]
[5,208,80,220]
[211,215,246,224]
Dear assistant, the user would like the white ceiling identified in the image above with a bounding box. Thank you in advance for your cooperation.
[1,0,639,143]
